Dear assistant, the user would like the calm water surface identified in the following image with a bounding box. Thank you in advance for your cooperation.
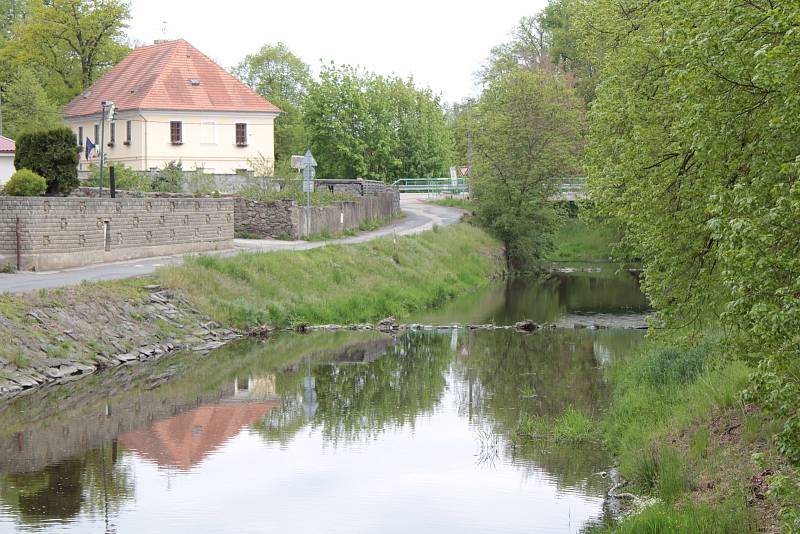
[0,267,648,533]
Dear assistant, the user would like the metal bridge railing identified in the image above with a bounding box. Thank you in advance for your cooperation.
[391,176,586,195]
[391,178,469,194]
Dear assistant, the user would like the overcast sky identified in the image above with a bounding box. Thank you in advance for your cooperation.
[129,0,548,104]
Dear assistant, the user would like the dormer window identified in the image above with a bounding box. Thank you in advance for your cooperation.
[189,79,201,87]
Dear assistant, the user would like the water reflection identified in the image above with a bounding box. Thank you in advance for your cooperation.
[0,268,647,533]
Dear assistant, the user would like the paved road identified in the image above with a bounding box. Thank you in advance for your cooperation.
[0,195,464,294]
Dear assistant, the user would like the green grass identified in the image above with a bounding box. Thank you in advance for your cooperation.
[593,500,756,533]
[157,223,503,329]
[591,337,771,530]
[547,218,621,261]
[517,406,602,443]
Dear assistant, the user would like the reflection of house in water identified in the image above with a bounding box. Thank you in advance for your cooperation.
[231,375,278,402]
[120,375,279,470]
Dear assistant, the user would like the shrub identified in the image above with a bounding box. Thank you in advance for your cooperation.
[85,164,152,192]
[14,127,79,195]
[3,169,47,196]
[150,161,185,192]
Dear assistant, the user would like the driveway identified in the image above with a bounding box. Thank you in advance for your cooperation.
[0,195,464,294]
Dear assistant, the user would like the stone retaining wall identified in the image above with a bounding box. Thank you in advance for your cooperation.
[0,197,234,271]
[234,190,399,239]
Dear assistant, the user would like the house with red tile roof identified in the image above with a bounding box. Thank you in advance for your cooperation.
[63,39,280,175]
[0,136,15,185]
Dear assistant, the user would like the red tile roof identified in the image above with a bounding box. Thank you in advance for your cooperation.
[0,136,14,153]
[63,39,280,118]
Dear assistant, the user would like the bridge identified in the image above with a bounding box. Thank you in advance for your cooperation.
[391,176,588,200]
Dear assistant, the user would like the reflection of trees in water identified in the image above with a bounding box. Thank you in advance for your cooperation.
[0,442,132,529]
[453,329,644,495]
[419,270,649,325]
[256,333,452,445]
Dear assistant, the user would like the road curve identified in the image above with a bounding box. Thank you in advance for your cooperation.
[0,195,465,294]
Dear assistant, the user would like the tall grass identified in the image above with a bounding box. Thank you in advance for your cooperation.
[547,218,621,261]
[157,224,503,329]
[594,501,756,533]
[596,337,756,530]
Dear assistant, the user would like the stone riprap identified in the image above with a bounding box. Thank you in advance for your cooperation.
[0,196,234,271]
[0,285,241,402]
[235,190,399,239]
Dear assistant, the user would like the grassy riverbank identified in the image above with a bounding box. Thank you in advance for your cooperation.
[547,218,621,262]
[158,223,504,329]
[595,338,791,531]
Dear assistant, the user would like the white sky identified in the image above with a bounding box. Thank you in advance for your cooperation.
[128,0,548,104]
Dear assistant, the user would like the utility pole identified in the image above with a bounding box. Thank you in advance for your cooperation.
[0,89,4,137]
[467,130,473,199]
[99,101,115,196]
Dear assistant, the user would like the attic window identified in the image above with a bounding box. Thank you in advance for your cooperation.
[189,79,201,87]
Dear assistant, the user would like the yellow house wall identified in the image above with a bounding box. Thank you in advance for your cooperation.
[66,109,276,175]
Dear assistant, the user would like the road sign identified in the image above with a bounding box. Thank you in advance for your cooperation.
[291,155,305,170]
[458,166,471,177]
[302,150,317,193]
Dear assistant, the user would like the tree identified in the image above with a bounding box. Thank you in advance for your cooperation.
[9,0,130,103]
[574,0,800,482]
[14,126,79,195]
[538,0,597,102]
[0,66,61,138]
[469,67,583,268]
[303,63,451,180]
[0,0,30,41]
[232,43,311,165]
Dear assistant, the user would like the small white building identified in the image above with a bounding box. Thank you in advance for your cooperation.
[0,136,15,186]
[63,39,280,175]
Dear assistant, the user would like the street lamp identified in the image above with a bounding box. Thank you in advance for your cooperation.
[99,100,115,195]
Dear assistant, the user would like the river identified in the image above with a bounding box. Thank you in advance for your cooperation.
[0,265,649,533]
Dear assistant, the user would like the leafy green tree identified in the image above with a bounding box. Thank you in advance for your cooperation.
[469,67,584,268]
[0,66,61,138]
[538,0,597,102]
[14,126,79,195]
[303,63,451,180]
[0,0,29,41]
[8,0,130,103]
[573,0,800,482]
[232,43,311,165]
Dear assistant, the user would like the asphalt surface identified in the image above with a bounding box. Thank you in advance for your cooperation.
[0,195,465,294]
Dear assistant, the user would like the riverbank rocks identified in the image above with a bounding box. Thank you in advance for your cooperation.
[377,317,400,332]
[514,320,540,332]
[0,284,245,402]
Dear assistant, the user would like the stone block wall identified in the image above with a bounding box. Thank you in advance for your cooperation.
[234,190,399,240]
[233,198,297,238]
[297,191,398,238]
[0,197,233,271]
